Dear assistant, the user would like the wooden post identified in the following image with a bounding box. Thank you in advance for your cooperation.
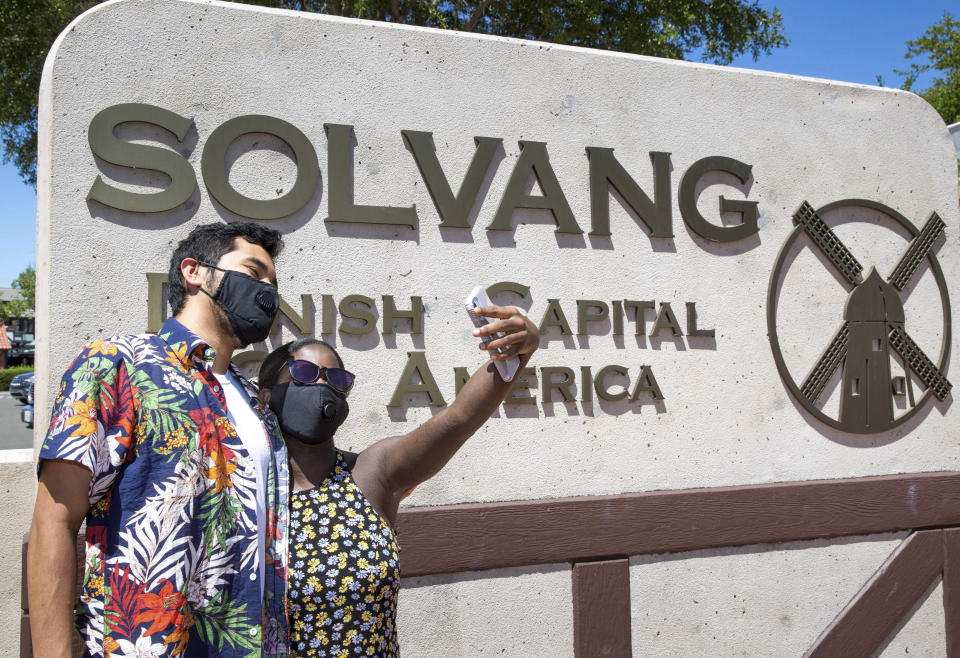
[572,558,632,657]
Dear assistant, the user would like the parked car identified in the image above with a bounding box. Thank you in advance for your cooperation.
[21,405,33,428]
[20,379,34,428]
[9,371,34,402]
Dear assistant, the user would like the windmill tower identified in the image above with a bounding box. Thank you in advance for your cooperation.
[792,201,951,434]
[839,268,903,430]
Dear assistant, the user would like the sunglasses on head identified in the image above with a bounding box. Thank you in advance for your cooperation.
[287,359,355,395]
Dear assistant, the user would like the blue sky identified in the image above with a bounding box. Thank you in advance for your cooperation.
[0,0,954,288]
[725,0,951,87]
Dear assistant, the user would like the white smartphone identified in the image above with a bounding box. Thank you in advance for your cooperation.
[465,285,521,382]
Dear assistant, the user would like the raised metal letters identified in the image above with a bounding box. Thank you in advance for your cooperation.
[453,366,471,396]
[320,294,335,334]
[403,131,502,228]
[338,294,377,335]
[201,114,319,220]
[612,300,624,336]
[325,123,418,228]
[382,295,424,335]
[541,366,577,403]
[146,272,170,333]
[486,281,531,301]
[388,351,446,407]
[685,302,715,338]
[595,365,630,401]
[624,300,655,336]
[678,156,759,243]
[651,302,683,336]
[587,148,672,237]
[86,105,768,249]
[577,300,610,335]
[581,366,594,403]
[487,141,582,234]
[506,367,537,405]
[277,294,314,335]
[87,103,197,213]
[539,299,574,335]
[630,366,664,401]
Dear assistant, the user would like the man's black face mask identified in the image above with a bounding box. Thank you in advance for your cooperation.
[268,381,350,444]
[200,263,279,347]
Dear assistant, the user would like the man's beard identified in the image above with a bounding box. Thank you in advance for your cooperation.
[212,302,244,348]
[204,274,244,348]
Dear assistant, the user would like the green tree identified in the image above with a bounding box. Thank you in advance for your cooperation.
[896,12,960,125]
[0,266,36,322]
[247,1,788,64]
[0,1,98,185]
[1,0,787,186]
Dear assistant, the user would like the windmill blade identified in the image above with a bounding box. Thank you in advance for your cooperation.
[888,326,952,400]
[793,201,864,287]
[800,322,850,404]
[887,212,946,291]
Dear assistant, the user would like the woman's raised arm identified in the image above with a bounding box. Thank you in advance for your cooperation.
[367,305,539,499]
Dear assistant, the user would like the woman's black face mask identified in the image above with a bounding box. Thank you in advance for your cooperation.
[268,381,349,444]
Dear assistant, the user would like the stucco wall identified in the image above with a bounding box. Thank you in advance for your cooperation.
[36,0,958,495]
[399,565,573,656]
[629,533,926,656]
[31,0,959,654]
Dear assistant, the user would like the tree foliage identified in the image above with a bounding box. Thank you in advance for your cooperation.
[248,0,787,63]
[0,265,36,322]
[0,0,787,186]
[897,12,960,125]
[0,1,98,185]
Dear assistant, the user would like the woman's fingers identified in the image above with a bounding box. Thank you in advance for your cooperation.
[474,318,522,337]
[472,309,525,338]
[472,305,514,320]
[481,329,525,354]
[471,304,539,357]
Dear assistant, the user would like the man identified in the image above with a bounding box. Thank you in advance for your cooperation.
[28,222,290,657]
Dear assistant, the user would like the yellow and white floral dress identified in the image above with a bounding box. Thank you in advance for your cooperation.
[288,452,401,657]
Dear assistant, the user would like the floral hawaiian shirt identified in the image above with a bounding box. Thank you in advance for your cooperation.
[39,318,289,657]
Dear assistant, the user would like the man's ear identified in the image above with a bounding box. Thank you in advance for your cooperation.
[258,387,271,406]
[180,258,206,290]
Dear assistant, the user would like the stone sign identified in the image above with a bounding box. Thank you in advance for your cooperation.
[33,0,958,653]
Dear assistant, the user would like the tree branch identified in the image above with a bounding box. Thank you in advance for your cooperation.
[464,0,494,32]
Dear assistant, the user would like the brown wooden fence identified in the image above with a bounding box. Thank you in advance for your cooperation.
[21,471,960,657]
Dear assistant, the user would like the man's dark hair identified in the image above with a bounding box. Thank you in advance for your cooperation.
[258,338,344,389]
[168,222,284,315]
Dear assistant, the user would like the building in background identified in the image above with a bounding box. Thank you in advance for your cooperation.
[0,288,34,367]
[951,122,960,161]
[0,322,9,369]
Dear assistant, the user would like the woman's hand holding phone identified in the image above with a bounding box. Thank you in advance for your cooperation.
[465,286,539,382]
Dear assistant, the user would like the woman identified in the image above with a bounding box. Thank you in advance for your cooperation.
[257,304,539,657]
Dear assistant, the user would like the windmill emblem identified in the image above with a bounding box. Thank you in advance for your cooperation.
[767,199,952,435]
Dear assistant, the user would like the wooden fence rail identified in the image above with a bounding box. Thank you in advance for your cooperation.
[21,471,960,657]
